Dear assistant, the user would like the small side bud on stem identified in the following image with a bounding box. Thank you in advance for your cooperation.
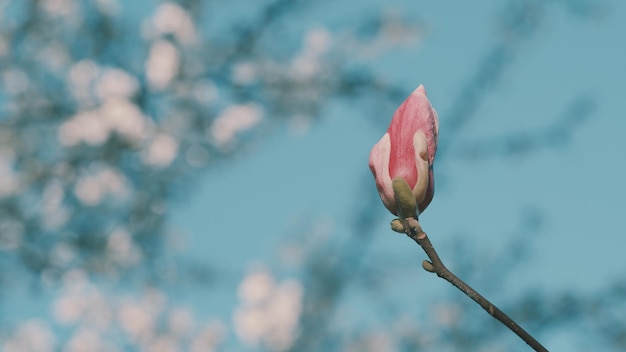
[390,219,405,233]
[422,260,435,272]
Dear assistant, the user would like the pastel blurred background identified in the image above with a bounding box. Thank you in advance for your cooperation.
[1,0,625,351]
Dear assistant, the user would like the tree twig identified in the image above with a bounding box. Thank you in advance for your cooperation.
[404,217,549,352]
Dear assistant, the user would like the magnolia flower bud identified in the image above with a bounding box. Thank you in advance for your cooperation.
[369,85,439,216]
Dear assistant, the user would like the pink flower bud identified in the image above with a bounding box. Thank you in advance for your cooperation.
[369,85,439,216]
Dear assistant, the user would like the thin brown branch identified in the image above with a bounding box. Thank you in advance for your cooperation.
[404,218,548,352]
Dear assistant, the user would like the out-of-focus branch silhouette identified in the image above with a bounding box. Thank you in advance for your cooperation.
[451,95,596,160]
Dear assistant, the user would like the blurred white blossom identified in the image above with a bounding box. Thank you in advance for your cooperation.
[59,110,108,146]
[107,227,142,267]
[117,301,155,343]
[142,133,179,168]
[234,267,303,351]
[63,327,112,352]
[0,148,19,196]
[210,103,263,147]
[341,12,423,59]
[238,268,274,305]
[38,271,226,351]
[73,165,129,206]
[118,288,167,343]
[95,68,139,101]
[58,98,150,146]
[3,319,57,352]
[152,2,196,44]
[40,0,78,19]
[94,0,118,16]
[145,40,180,90]
[99,98,151,141]
[290,28,331,80]
[168,308,194,338]
[190,321,226,352]
[68,59,100,104]
[54,270,112,329]
[346,331,395,352]
[232,62,257,85]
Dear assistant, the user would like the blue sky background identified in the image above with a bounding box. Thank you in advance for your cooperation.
[2,0,626,350]
[171,0,626,348]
